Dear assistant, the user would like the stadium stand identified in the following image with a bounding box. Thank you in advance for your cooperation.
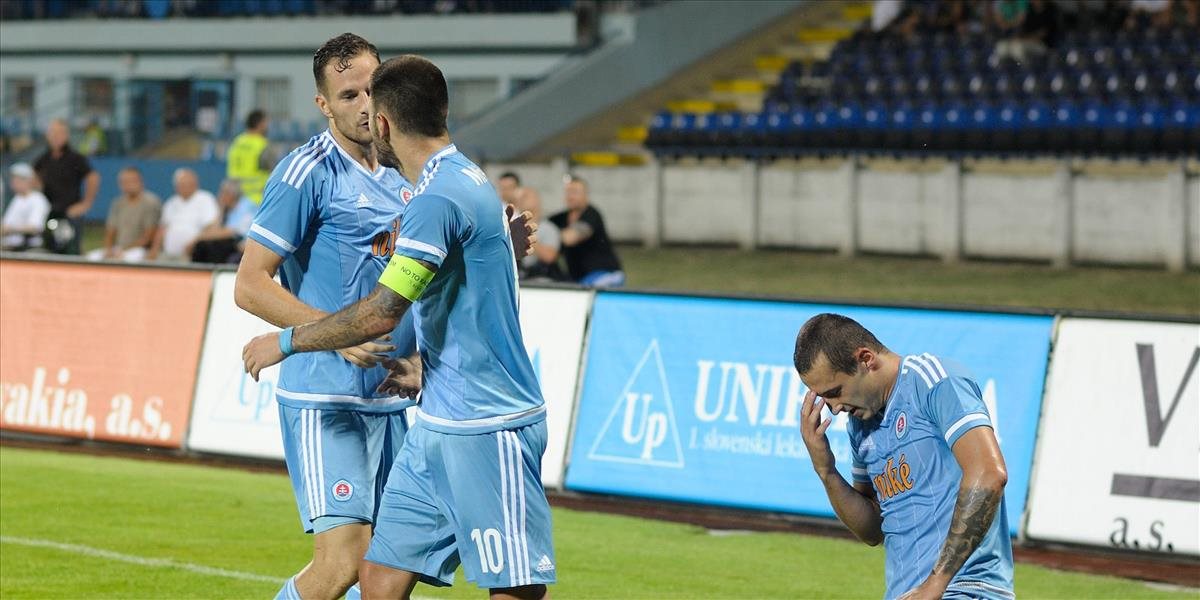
[644,2,1200,159]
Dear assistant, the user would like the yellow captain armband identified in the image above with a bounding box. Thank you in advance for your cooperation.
[379,255,435,301]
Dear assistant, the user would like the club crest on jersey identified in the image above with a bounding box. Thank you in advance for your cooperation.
[401,188,413,203]
[332,480,353,501]
[895,412,909,439]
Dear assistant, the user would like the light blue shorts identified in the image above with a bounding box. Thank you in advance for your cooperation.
[278,405,408,534]
[364,419,557,589]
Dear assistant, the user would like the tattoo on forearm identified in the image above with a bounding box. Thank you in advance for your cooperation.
[932,485,1002,577]
[293,287,411,353]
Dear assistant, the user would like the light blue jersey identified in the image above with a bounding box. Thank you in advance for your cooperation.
[389,144,544,434]
[848,354,1014,600]
[248,130,418,413]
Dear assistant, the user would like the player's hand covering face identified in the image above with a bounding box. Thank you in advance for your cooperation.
[507,204,538,258]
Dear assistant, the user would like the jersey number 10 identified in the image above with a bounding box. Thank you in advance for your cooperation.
[470,527,505,574]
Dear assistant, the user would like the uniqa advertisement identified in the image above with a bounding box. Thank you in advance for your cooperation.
[565,293,1053,533]
[1025,318,1199,556]
[0,260,211,448]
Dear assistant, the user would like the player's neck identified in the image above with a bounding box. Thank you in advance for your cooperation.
[329,127,378,172]
[398,135,452,186]
[876,351,901,409]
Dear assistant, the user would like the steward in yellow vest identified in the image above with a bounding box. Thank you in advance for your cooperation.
[227,109,272,204]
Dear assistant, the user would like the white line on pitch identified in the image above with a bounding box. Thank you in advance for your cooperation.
[0,535,284,584]
[0,535,440,598]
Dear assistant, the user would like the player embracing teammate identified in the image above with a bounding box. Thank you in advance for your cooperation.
[244,54,553,600]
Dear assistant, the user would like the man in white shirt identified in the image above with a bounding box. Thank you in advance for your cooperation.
[152,167,219,261]
[1,163,51,251]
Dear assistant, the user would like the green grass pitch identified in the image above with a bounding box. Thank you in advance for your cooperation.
[0,446,1192,599]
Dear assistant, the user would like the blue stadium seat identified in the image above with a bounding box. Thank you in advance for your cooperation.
[1075,100,1107,153]
[963,103,998,152]
[884,103,915,150]
[1131,100,1166,155]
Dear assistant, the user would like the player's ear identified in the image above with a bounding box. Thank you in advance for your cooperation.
[857,347,876,371]
[375,111,390,139]
[314,93,333,120]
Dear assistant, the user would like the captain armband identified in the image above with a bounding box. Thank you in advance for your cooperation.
[379,255,435,302]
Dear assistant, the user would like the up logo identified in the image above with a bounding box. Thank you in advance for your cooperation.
[872,454,916,502]
[587,340,684,467]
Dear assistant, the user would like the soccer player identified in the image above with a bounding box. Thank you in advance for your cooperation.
[234,33,420,600]
[793,313,1012,600]
[243,54,555,600]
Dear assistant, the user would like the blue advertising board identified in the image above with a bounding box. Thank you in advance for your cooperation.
[564,293,1053,534]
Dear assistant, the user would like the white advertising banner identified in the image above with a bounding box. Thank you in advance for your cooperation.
[187,272,285,459]
[187,276,592,487]
[1026,318,1199,555]
[517,287,593,488]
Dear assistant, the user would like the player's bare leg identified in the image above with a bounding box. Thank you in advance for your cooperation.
[490,585,548,600]
[295,523,372,599]
[359,561,420,599]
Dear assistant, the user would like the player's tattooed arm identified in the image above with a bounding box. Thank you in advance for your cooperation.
[291,284,414,354]
[931,485,1003,576]
[904,426,1007,599]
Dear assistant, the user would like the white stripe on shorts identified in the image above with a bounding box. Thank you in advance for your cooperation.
[301,410,316,520]
[314,409,326,515]
[510,431,530,585]
[497,434,516,587]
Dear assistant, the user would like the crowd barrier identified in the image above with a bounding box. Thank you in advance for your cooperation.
[1,256,1196,558]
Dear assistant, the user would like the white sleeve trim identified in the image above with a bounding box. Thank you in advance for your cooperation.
[249,223,297,253]
[944,412,991,443]
[396,237,447,259]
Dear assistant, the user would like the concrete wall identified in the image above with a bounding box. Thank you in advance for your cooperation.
[757,161,850,251]
[962,170,1066,262]
[0,14,576,53]
[495,158,1199,271]
[1072,172,1187,267]
[1189,177,1200,267]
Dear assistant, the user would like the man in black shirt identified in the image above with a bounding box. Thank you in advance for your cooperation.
[33,119,100,255]
[548,175,625,287]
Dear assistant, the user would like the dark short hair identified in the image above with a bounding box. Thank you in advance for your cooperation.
[370,55,448,138]
[245,109,267,131]
[794,313,885,376]
[498,172,521,185]
[313,33,380,94]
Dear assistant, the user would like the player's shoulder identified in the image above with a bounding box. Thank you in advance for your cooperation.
[270,132,336,189]
[900,352,972,391]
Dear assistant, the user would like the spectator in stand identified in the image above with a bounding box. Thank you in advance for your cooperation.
[152,167,220,262]
[993,0,1044,61]
[33,118,100,254]
[190,179,257,264]
[498,171,566,282]
[992,0,1029,35]
[549,174,624,287]
[87,166,161,262]
[1,163,51,251]
[1126,0,1173,29]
